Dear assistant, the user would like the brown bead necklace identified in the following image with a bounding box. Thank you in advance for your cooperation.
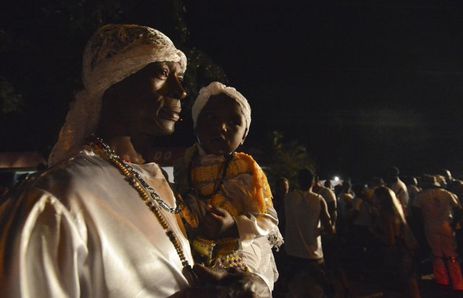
[90,136,197,285]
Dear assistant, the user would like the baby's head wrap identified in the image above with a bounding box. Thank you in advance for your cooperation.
[48,24,187,166]
[192,81,252,138]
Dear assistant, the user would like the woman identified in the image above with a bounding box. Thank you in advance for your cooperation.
[371,186,421,298]
[0,24,268,298]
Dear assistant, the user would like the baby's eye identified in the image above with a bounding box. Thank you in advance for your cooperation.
[229,117,243,126]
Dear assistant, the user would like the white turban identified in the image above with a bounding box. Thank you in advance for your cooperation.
[192,82,251,138]
[48,24,187,166]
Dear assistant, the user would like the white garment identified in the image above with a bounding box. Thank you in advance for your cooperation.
[0,149,193,298]
[240,237,279,291]
[284,190,327,260]
[413,188,461,258]
[175,151,281,291]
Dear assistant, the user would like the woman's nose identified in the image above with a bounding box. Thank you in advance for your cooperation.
[166,76,187,100]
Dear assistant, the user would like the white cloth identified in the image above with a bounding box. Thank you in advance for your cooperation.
[192,82,251,138]
[240,237,279,292]
[234,208,280,291]
[413,188,461,258]
[0,149,193,298]
[284,190,328,260]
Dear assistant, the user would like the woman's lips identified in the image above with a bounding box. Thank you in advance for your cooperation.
[159,108,181,121]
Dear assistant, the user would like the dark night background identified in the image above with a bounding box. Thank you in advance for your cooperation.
[2,0,463,182]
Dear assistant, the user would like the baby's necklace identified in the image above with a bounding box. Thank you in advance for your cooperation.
[91,136,197,285]
[188,151,235,198]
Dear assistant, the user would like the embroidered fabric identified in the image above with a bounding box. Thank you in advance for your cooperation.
[192,81,252,138]
[49,24,187,166]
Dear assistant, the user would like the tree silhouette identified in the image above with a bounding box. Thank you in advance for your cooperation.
[249,130,317,191]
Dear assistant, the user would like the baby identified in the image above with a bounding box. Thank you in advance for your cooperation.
[174,82,282,291]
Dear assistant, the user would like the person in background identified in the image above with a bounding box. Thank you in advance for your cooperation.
[405,176,421,208]
[384,166,409,216]
[370,186,421,298]
[274,176,290,233]
[272,176,291,293]
[285,168,335,297]
[412,175,463,291]
[314,176,337,225]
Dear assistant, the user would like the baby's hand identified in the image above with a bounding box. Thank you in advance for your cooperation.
[200,205,237,240]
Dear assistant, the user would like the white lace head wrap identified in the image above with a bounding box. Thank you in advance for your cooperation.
[192,81,251,138]
[48,24,187,166]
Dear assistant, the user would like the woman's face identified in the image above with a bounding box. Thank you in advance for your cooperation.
[102,61,187,137]
[196,94,247,155]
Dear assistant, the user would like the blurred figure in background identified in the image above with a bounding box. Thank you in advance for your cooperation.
[412,175,463,291]
[285,168,335,297]
[314,176,337,226]
[371,186,421,298]
[384,166,409,216]
[274,176,290,233]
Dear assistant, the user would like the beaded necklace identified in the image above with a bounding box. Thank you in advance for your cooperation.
[187,150,235,200]
[90,136,197,285]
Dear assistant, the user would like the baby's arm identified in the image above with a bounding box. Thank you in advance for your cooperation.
[199,205,238,240]
[234,205,280,244]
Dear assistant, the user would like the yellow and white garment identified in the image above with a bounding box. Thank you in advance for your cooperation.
[175,145,283,291]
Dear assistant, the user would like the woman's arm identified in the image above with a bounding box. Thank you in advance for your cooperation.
[0,188,99,298]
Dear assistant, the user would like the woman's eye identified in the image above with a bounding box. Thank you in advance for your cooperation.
[161,68,169,77]
[155,67,169,79]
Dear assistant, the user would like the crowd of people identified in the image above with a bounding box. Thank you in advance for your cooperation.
[273,166,463,297]
[1,22,463,298]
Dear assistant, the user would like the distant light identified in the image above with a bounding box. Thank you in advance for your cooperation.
[333,176,340,182]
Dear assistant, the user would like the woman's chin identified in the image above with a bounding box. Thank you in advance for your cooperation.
[157,119,177,135]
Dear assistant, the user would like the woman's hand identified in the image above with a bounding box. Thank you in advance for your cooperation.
[200,205,238,240]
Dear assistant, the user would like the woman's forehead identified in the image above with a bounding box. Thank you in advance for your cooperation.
[143,61,184,74]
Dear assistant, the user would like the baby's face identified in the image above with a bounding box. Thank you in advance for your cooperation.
[196,94,247,155]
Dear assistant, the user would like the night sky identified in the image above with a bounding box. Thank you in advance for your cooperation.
[2,1,463,181]
[185,1,463,180]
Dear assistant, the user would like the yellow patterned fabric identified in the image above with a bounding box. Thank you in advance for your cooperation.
[190,152,272,217]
